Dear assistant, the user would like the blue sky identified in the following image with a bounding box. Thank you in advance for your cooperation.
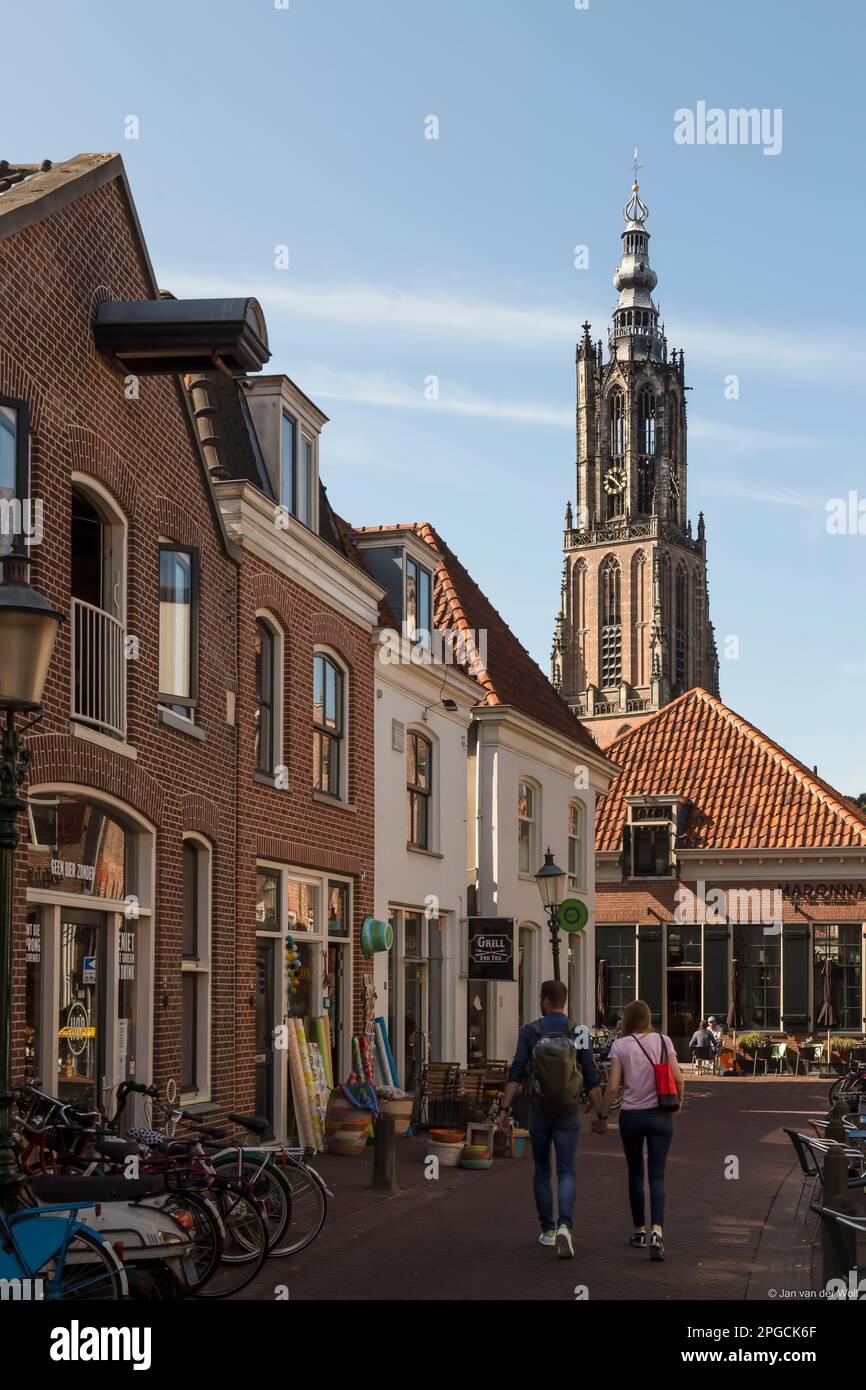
[4,0,865,791]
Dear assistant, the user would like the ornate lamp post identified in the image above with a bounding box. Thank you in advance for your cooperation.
[0,552,61,1199]
[535,847,567,983]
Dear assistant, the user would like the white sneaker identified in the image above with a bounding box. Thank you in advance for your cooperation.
[538,1228,556,1246]
[555,1223,574,1258]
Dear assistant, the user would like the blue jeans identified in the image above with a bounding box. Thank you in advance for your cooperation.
[528,1105,580,1230]
[618,1107,674,1228]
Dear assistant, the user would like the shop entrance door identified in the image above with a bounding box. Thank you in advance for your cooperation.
[666,969,701,1061]
[58,909,106,1109]
[403,958,428,1096]
[255,938,276,1138]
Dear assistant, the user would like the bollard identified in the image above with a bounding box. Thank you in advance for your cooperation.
[372,1111,399,1194]
[820,1142,856,1288]
[826,1100,851,1143]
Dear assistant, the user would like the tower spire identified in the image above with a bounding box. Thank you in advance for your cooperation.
[610,158,663,363]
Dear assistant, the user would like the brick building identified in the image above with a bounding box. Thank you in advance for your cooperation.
[594,688,866,1058]
[0,154,379,1138]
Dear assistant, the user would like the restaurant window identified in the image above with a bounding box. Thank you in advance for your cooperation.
[312,652,345,797]
[518,780,538,876]
[595,926,636,1030]
[255,619,276,773]
[181,837,211,1099]
[406,556,432,645]
[814,924,862,1033]
[736,924,781,1031]
[568,801,584,889]
[407,731,432,849]
[0,396,29,558]
[159,544,198,717]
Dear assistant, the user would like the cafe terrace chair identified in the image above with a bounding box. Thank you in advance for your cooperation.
[752,1042,773,1076]
[690,1044,713,1075]
[809,1207,866,1284]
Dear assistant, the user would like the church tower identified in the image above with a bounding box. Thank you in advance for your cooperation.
[552,170,719,749]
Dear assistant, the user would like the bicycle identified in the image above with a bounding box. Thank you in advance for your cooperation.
[829,1059,866,1109]
[0,1179,131,1301]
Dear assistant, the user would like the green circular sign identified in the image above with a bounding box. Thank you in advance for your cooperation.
[557,898,589,934]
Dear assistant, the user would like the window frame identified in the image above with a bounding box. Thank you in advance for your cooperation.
[517,779,539,878]
[158,542,200,715]
[406,729,433,850]
[405,555,433,645]
[280,410,315,529]
[312,650,347,800]
[180,834,212,1103]
[0,397,30,553]
[254,617,276,775]
[568,799,585,890]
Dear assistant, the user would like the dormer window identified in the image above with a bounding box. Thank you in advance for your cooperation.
[280,410,315,528]
[623,799,681,879]
[406,555,432,645]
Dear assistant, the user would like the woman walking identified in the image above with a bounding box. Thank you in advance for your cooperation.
[600,999,684,1260]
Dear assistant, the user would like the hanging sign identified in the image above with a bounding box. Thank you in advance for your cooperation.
[467,917,514,981]
[557,898,589,934]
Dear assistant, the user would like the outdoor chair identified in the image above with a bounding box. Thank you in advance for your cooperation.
[752,1042,773,1075]
[795,1044,821,1076]
[769,1043,789,1076]
[417,1062,459,1129]
[783,1128,823,1220]
[809,1206,866,1284]
[691,1044,714,1075]
[850,1046,866,1066]
[454,1069,487,1124]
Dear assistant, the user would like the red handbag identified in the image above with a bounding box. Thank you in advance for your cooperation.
[634,1034,680,1111]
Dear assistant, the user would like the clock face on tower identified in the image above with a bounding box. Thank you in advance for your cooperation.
[603,462,626,496]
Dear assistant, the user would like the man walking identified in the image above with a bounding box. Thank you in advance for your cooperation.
[498,979,605,1257]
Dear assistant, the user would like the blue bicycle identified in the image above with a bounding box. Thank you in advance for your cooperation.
[1,1176,130,1301]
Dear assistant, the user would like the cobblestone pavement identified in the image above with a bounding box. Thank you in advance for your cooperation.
[243,1078,840,1301]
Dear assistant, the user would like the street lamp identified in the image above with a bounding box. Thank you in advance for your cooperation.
[0,551,62,1198]
[535,847,566,983]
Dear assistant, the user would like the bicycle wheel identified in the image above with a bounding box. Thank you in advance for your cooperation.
[210,1153,290,1253]
[154,1186,222,1294]
[42,1227,127,1301]
[192,1185,267,1299]
[267,1156,327,1258]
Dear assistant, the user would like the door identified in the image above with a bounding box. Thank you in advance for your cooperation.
[403,959,428,1095]
[255,938,276,1137]
[667,970,701,1061]
[58,909,106,1108]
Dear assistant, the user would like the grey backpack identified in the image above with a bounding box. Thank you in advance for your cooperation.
[526,1019,583,1116]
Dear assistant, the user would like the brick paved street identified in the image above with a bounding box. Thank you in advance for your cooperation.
[243,1077,843,1301]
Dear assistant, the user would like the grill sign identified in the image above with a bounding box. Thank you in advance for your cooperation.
[468,917,514,981]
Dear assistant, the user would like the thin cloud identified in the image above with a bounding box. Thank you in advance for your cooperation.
[164,268,866,387]
[300,366,571,426]
[701,478,824,509]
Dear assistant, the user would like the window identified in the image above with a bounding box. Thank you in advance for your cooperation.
[280,412,314,528]
[609,390,624,458]
[599,557,622,688]
[568,801,584,889]
[518,925,538,1027]
[407,731,432,849]
[159,545,197,716]
[312,653,345,796]
[596,927,636,1029]
[256,868,280,931]
[181,838,211,1099]
[406,556,432,645]
[255,620,275,773]
[518,781,537,875]
[0,397,29,558]
[632,551,648,687]
[814,924,862,1033]
[736,924,781,1031]
[632,823,673,876]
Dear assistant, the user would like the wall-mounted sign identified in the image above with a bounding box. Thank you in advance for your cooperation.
[467,917,514,981]
[83,956,96,984]
[557,898,589,934]
[118,929,135,981]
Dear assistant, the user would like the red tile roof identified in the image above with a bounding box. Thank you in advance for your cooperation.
[596,687,866,851]
[351,522,599,753]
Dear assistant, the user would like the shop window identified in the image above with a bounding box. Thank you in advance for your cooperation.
[518,925,538,1027]
[568,801,584,890]
[181,837,211,1100]
[27,792,132,900]
[25,908,41,1083]
[814,924,862,1033]
[327,880,350,938]
[736,924,781,1031]
[407,730,432,849]
[312,651,345,797]
[0,396,29,558]
[287,877,319,935]
[595,926,636,1029]
[159,544,199,719]
[518,780,538,875]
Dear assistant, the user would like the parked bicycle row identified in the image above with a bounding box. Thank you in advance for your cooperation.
[1,1080,329,1301]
